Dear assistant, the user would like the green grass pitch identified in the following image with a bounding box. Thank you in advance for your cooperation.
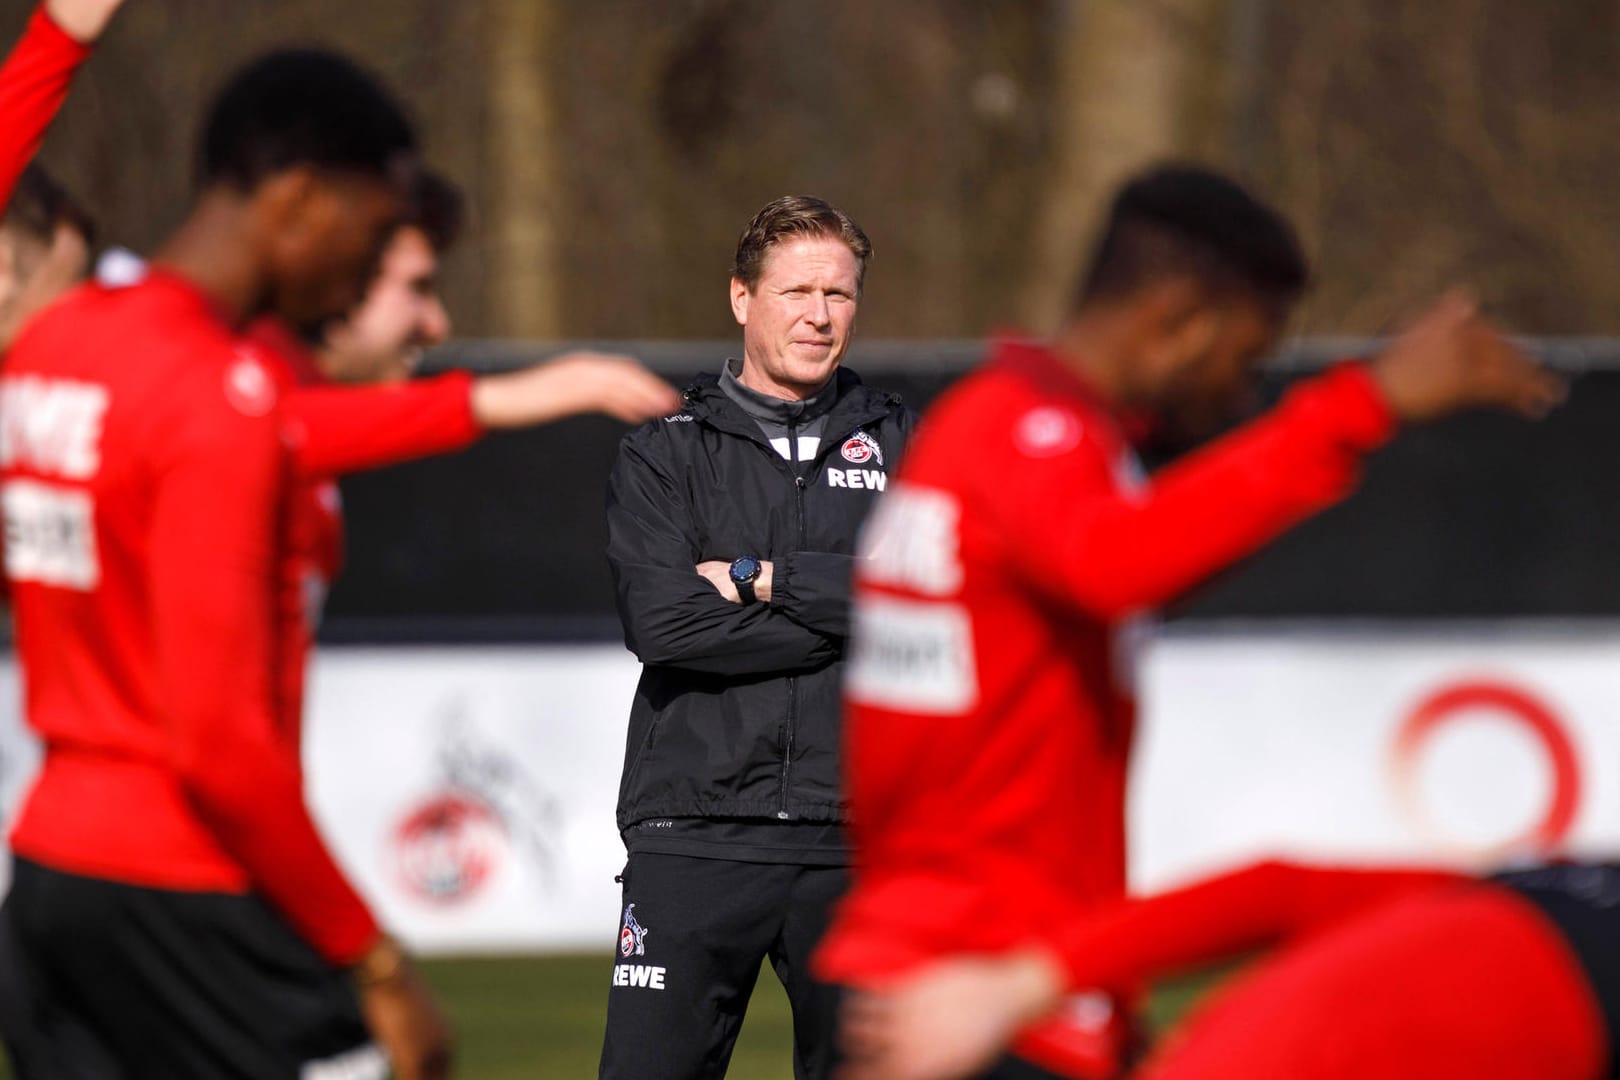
[0,955,1227,1078]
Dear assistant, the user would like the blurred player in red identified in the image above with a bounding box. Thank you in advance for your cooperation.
[0,164,94,351]
[813,164,1566,1079]
[240,168,678,732]
[838,857,1618,1080]
[0,48,448,1080]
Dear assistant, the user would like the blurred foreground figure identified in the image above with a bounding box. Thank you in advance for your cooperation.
[841,858,1617,1080]
[815,163,1566,1080]
[242,168,678,729]
[0,164,93,347]
[0,49,450,1080]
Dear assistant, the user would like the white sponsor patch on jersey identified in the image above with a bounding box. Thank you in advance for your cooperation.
[0,375,110,480]
[826,467,887,491]
[2,479,99,590]
[847,594,978,714]
[859,482,962,596]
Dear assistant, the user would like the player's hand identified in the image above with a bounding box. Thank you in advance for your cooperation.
[696,560,773,603]
[1369,290,1566,423]
[468,351,681,429]
[357,946,454,1080]
[838,950,1064,1080]
[44,0,128,43]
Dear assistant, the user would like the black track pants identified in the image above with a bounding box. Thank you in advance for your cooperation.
[598,852,847,1080]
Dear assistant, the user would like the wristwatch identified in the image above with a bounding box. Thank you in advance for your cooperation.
[729,555,762,604]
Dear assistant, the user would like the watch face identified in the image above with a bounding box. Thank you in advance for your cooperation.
[729,556,761,584]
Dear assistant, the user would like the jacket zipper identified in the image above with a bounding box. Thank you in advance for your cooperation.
[778,420,809,819]
[694,393,890,819]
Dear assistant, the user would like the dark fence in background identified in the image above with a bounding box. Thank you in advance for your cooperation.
[321,339,1620,643]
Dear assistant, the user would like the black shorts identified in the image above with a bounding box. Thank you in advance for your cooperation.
[0,857,382,1080]
[1494,861,1620,1077]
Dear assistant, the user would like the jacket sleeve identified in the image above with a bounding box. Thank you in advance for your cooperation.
[607,430,840,675]
[1050,860,1469,994]
[994,364,1395,620]
[770,551,858,637]
[279,370,483,479]
[0,6,91,211]
[149,368,378,965]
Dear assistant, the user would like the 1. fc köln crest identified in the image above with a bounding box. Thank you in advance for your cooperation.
[841,431,883,466]
[620,903,649,957]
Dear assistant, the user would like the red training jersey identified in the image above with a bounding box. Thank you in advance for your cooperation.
[0,5,91,211]
[241,316,481,740]
[0,271,377,965]
[815,338,1395,1072]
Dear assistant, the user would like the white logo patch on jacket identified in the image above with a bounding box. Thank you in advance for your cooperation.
[827,467,887,491]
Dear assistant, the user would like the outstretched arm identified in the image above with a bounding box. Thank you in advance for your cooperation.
[0,2,117,211]
[838,860,1470,1080]
[42,0,126,44]
[282,352,680,479]
[999,294,1562,621]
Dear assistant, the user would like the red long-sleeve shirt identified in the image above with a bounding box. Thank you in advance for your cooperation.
[0,5,90,210]
[1057,860,1470,994]
[240,316,482,738]
[0,272,378,965]
[815,338,1395,1068]
[1122,862,1606,1080]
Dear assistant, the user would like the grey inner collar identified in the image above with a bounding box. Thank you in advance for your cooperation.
[720,357,840,427]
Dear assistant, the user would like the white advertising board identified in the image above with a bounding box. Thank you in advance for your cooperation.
[1,627,1618,953]
[1130,626,1620,891]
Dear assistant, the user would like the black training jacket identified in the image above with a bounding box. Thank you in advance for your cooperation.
[606,367,914,829]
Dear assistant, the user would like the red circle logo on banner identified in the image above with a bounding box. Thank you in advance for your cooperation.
[1391,679,1581,858]
[393,792,508,906]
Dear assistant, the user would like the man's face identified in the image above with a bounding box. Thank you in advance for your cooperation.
[0,222,90,351]
[729,234,860,400]
[266,170,404,334]
[1150,294,1284,443]
[319,226,449,383]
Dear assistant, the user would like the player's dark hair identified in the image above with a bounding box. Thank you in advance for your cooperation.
[1077,164,1308,314]
[2,164,96,249]
[732,195,872,293]
[405,169,464,253]
[198,48,417,192]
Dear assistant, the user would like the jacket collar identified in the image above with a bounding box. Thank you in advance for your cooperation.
[683,365,899,458]
[717,357,842,427]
